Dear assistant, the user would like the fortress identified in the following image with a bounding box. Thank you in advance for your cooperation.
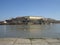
[5,16,46,25]
[0,16,58,25]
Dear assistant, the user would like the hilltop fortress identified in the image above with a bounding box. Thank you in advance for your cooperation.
[0,16,59,25]
[5,16,47,25]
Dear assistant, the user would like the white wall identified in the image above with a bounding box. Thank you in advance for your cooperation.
[29,16,44,19]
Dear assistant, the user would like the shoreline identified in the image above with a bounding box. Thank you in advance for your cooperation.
[0,38,60,45]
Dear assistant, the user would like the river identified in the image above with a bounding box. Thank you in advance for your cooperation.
[0,24,60,38]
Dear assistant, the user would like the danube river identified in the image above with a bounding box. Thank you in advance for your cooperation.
[0,24,60,38]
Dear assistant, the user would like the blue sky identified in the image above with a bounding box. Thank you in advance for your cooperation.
[0,0,60,21]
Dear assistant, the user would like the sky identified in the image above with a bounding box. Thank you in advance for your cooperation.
[0,0,60,21]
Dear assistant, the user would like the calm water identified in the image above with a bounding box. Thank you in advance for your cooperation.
[0,24,60,38]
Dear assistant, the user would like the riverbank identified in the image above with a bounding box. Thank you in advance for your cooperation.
[0,38,60,45]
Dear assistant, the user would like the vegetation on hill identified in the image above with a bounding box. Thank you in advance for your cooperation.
[0,16,60,25]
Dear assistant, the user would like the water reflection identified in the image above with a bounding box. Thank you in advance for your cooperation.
[0,24,60,38]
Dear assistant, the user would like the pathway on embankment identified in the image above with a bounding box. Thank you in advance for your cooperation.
[0,38,60,45]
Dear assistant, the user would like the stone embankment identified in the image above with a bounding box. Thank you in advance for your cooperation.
[0,38,60,45]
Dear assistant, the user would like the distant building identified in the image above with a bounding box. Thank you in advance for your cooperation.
[0,21,7,25]
[23,16,45,24]
[24,16,44,20]
[4,21,7,24]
